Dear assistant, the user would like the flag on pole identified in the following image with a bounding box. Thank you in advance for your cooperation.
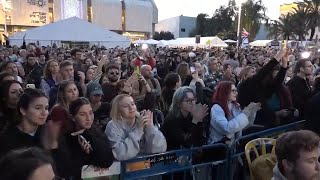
[241,28,249,39]
[241,28,249,48]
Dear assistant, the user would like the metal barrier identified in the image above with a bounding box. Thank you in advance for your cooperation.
[119,120,306,180]
[120,143,229,180]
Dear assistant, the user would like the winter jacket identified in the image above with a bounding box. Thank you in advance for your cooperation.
[287,75,312,118]
[161,113,204,150]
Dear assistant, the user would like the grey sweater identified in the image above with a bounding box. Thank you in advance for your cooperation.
[105,119,167,161]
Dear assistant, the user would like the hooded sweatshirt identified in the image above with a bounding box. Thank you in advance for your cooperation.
[272,164,288,180]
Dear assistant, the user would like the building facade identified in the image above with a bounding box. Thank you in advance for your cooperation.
[155,16,196,38]
[0,0,158,42]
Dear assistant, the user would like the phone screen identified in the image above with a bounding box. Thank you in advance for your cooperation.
[134,66,140,77]
[282,40,287,48]
[26,84,36,89]
[190,67,196,73]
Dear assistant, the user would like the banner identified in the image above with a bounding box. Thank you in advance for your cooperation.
[6,0,49,26]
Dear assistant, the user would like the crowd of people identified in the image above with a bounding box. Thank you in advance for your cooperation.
[0,42,319,179]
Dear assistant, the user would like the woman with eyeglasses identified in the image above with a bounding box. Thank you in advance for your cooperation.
[44,98,114,179]
[0,89,49,158]
[208,81,261,144]
[161,86,208,150]
[0,80,23,132]
[105,94,167,161]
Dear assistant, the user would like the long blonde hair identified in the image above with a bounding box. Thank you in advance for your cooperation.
[110,94,134,121]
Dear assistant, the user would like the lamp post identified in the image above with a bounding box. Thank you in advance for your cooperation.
[236,0,246,48]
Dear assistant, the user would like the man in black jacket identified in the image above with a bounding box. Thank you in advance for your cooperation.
[287,59,313,118]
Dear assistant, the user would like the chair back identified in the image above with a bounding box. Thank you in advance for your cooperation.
[245,138,276,180]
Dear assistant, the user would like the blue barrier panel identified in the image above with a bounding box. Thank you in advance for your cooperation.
[228,120,306,180]
[120,120,305,180]
[120,143,229,180]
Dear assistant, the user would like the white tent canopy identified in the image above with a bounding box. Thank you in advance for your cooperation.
[9,17,131,48]
[249,40,273,47]
[143,39,159,45]
[133,39,159,45]
[168,36,228,47]
[224,39,237,43]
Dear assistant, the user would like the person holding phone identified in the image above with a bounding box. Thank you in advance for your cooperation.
[44,97,114,179]
[105,94,167,161]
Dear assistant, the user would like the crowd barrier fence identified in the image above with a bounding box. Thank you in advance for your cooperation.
[83,120,306,180]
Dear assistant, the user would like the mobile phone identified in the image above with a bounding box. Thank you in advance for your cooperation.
[134,66,140,77]
[282,40,287,48]
[79,135,89,144]
[26,84,36,89]
[190,66,196,73]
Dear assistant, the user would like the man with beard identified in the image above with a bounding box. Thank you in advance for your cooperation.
[272,130,320,180]
[102,64,121,103]
[131,65,161,101]
[287,59,313,118]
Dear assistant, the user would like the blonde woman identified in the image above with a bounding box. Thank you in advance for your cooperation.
[105,94,167,161]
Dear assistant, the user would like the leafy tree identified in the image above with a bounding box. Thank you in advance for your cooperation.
[304,0,320,40]
[236,0,267,41]
[291,3,311,40]
[153,31,174,40]
[266,14,296,40]
[190,1,235,37]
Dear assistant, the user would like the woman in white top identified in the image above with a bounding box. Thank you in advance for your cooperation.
[105,94,167,161]
[208,81,261,144]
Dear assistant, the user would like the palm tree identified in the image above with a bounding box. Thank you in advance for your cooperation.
[304,0,320,40]
[291,3,311,41]
[266,14,296,40]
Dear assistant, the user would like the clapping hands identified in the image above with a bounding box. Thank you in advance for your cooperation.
[191,103,209,124]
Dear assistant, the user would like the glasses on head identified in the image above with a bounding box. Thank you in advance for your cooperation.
[110,72,119,75]
[183,98,196,104]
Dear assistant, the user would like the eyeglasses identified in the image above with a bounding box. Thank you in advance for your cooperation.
[110,72,119,75]
[304,65,313,68]
[183,98,196,104]
[231,89,238,93]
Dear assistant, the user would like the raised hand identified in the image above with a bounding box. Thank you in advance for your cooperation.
[192,103,209,124]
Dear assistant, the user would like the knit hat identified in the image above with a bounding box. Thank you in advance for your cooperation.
[87,82,103,97]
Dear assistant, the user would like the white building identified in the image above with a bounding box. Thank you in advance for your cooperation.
[0,0,158,41]
[155,16,196,38]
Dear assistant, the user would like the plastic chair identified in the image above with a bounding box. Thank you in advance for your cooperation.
[245,138,276,180]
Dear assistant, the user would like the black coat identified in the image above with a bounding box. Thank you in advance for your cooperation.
[161,113,204,150]
[287,75,312,118]
[305,92,320,135]
[53,128,114,180]
[238,58,281,108]
[0,126,43,158]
